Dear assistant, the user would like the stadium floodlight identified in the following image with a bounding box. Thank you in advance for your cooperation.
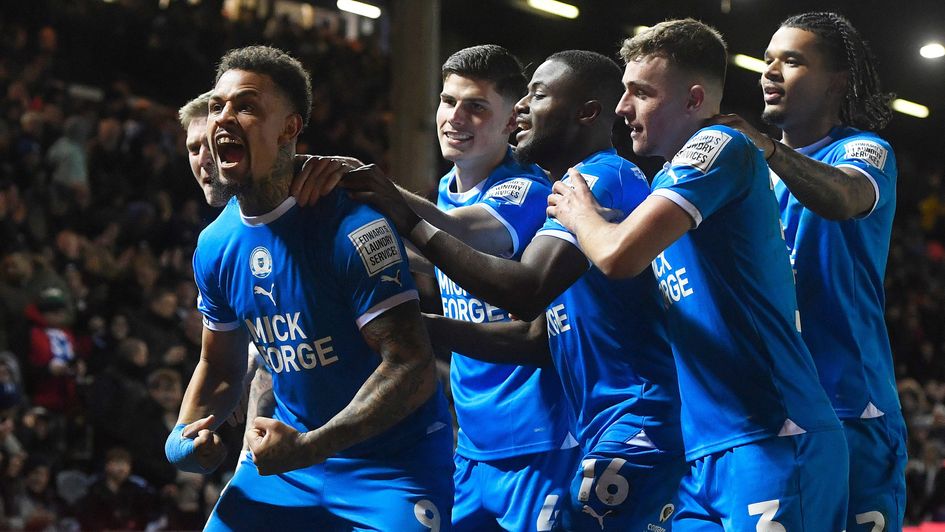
[891,99,930,118]
[732,54,767,74]
[337,0,382,19]
[920,43,945,59]
[527,0,579,20]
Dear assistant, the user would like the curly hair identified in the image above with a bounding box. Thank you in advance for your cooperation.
[216,45,313,128]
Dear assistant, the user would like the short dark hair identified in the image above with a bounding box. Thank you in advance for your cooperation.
[545,50,624,112]
[216,45,313,128]
[781,12,892,130]
[105,447,132,465]
[441,45,527,102]
[620,19,728,85]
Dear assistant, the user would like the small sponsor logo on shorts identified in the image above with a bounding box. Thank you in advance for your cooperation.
[660,502,675,522]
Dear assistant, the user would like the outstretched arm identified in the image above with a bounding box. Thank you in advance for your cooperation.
[547,169,692,278]
[248,300,439,475]
[710,114,875,219]
[342,166,587,320]
[424,313,551,367]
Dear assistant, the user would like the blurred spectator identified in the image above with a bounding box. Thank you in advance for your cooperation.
[124,368,181,489]
[908,441,945,522]
[78,447,156,530]
[46,115,91,216]
[27,287,86,414]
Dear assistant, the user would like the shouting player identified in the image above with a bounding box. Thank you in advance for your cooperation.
[165,46,453,531]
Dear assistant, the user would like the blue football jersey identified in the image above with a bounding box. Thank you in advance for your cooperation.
[775,126,900,420]
[436,148,574,460]
[193,192,450,457]
[649,125,840,461]
[536,149,682,455]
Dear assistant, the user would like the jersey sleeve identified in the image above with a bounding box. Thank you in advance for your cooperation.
[192,245,240,331]
[650,127,754,227]
[830,135,896,218]
[536,164,625,248]
[477,176,552,258]
[333,205,419,329]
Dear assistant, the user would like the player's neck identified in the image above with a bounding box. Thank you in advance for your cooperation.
[547,143,611,182]
[237,149,294,216]
[453,149,505,192]
[779,115,841,149]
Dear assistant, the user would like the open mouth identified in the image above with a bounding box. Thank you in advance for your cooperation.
[216,134,246,168]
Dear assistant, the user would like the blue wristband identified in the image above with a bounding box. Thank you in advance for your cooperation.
[165,423,213,474]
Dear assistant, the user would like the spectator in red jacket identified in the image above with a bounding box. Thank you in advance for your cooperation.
[26,287,86,413]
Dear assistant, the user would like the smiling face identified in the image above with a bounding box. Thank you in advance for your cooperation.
[513,59,581,170]
[616,55,695,160]
[207,69,298,190]
[761,27,845,131]
[436,74,515,173]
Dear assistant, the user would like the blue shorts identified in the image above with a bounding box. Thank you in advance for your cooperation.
[206,426,454,531]
[452,446,579,532]
[843,413,908,532]
[561,439,687,531]
[674,429,849,530]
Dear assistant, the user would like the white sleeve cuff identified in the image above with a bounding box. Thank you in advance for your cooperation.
[355,290,419,329]
[202,316,241,332]
[836,163,881,219]
[651,189,703,227]
[476,203,518,258]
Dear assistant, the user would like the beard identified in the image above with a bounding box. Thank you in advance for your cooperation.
[761,107,786,127]
[514,128,563,170]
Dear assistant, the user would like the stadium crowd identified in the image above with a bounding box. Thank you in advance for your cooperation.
[0,2,942,529]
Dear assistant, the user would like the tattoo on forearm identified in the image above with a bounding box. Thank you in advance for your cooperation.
[316,304,435,454]
[771,147,873,217]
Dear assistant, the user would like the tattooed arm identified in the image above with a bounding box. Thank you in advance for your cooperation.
[241,361,274,454]
[763,141,875,220]
[248,300,437,475]
[710,113,875,220]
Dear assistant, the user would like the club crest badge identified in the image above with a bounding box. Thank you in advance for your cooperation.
[250,246,273,278]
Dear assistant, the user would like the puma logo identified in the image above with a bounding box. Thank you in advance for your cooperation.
[582,506,612,530]
[253,283,276,306]
[381,270,402,287]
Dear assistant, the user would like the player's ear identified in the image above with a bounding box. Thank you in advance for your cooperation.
[279,114,303,144]
[577,100,603,126]
[686,85,706,113]
[502,106,518,136]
